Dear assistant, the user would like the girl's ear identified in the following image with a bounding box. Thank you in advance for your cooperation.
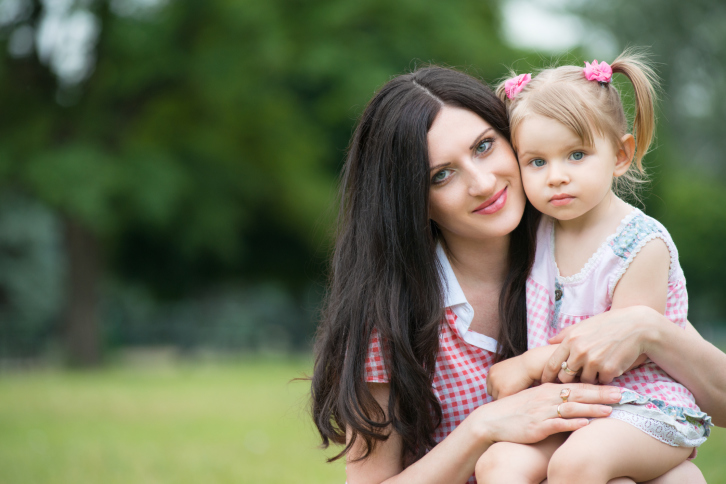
[614,134,636,177]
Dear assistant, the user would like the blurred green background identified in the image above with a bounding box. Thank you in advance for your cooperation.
[0,0,724,481]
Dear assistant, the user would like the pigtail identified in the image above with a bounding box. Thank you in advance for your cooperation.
[495,80,510,105]
[611,49,659,172]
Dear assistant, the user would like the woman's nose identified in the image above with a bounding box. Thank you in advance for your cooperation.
[467,167,497,197]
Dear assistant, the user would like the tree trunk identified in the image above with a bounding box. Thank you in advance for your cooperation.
[64,219,101,366]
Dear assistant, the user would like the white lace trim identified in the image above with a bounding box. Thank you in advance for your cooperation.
[608,409,706,448]
[551,208,639,285]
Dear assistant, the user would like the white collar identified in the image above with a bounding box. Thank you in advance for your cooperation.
[436,243,467,308]
[436,242,500,353]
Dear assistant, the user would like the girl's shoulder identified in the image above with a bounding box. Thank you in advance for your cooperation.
[607,207,684,288]
[608,208,676,261]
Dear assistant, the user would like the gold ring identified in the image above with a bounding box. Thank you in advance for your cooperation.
[561,361,579,376]
[557,403,563,418]
[560,388,570,403]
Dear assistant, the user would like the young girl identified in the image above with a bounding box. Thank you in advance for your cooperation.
[477,52,712,484]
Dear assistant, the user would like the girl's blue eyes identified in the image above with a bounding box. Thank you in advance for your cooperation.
[529,151,585,167]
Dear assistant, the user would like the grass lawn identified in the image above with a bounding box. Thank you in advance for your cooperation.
[0,356,723,483]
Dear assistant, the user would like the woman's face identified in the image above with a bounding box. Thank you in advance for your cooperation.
[428,106,526,244]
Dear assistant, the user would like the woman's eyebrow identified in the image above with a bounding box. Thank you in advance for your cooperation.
[429,162,451,172]
[469,128,494,149]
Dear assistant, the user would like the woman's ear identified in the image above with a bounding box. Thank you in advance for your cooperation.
[613,134,635,177]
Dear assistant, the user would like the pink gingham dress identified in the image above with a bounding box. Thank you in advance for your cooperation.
[527,207,711,447]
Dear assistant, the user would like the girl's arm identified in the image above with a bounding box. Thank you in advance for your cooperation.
[345,382,621,484]
[486,345,559,399]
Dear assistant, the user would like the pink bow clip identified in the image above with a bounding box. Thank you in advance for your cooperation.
[504,73,532,99]
[583,60,612,83]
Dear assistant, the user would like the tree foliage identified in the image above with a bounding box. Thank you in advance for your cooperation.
[0,0,536,357]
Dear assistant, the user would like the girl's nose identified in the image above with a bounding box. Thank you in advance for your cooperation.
[547,162,570,187]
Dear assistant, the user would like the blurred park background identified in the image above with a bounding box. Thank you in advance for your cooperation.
[0,0,725,482]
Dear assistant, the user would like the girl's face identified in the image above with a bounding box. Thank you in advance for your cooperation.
[427,106,526,244]
[515,115,631,221]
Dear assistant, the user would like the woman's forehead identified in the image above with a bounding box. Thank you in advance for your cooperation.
[427,107,493,165]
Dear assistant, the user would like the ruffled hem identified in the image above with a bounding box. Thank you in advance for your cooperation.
[606,390,712,447]
[552,208,640,285]
[608,409,707,447]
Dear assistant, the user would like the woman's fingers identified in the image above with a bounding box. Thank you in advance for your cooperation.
[547,327,570,345]
[542,417,589,434]
[557,359,581,383]
[556,402,613,419]
[579,363,599,384]
[557,369,577,383]
[541,383,623,405]
[541,345,571,382]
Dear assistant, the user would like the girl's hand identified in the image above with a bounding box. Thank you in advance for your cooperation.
[542,307,653,384]
[473,383,622,445]
[487,346,559,399]
[487,356,535,400]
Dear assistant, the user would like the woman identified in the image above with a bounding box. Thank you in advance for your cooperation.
[311,66,725,483]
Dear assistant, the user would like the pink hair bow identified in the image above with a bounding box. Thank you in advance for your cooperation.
[504,73,532,99]
[583,60,612,83]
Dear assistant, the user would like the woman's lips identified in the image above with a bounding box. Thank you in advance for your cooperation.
[550,194,575,206]
[473,187,507,215]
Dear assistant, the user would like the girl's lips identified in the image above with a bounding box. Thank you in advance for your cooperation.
[473,187,507,215]
[550,194,575,207]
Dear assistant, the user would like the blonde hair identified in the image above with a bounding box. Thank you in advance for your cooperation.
[496,49,659,201]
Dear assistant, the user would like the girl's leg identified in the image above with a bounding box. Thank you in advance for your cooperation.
[542,479,635,484]
[642,460,706,484]
[547,418,692,484]
[475,433,567,484]
[544,461,705,484]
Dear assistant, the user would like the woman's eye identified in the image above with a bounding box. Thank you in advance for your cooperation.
[432,169,451,184]
[475,139,493,155]
[570,151,585,161]
[531,158,546,167]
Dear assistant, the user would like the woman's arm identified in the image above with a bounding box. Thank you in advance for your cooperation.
[542,306,726,426]
[345,382,621,484]
[645,318,726,426]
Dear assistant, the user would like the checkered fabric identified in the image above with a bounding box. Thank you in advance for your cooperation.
[365,308,497,483]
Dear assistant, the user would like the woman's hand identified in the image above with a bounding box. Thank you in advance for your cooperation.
[473,382,622,445]
[541,307,653,384]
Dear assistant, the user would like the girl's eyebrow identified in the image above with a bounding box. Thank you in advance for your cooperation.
[518,140,584,159]
[469,128,494,149]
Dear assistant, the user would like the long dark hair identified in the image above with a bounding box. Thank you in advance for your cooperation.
[311,66,539,468]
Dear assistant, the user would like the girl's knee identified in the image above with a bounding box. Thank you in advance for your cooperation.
[548,441,605,483]
[475,442,543,484]
[475,443,512,483]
